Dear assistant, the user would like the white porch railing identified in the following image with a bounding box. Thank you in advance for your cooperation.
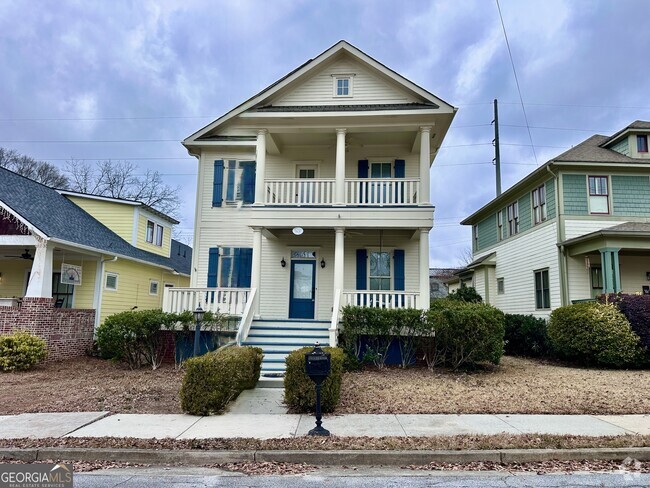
[345,178,419,205]
[342,290,419,309]
[162,287,250,316]
[265,179,335,205]
[236,288,257,346]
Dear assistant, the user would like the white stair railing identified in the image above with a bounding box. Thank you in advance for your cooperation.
[342,290,419,309]
[163,287,250,316]
[329,289,342,347]
[236,288,257,346]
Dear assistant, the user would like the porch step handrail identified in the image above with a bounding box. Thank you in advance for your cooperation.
[162,287,250,316]
[329,288,342,347]
[342,290,419,309]
[236,288,257,346]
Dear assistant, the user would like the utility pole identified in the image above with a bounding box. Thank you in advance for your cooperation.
[492,98,502,197]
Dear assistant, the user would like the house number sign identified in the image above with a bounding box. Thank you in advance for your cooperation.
[291,250,316,259]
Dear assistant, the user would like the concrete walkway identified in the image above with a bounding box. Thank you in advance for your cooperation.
[0,389,648,440]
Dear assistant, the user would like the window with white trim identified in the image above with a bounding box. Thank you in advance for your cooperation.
[532,184,547,224]
[637,135,648,153]
[333,75,353,97]
[155,224,164,246]
[149,280,159,295]
[588,176,609,214]
[507,201,519,236]
[497,278,505,295]
[145,220,155,243]
[369,251,391,290]
[534,269,550,309]
[105,272,118,291]
[497,210,504,241]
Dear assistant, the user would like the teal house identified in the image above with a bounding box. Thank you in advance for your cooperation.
[458,121,650,317]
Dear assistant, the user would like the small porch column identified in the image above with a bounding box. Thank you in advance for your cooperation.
[335,128,347,206]
[251,227,263,315]
[600,247,621,293]
[254,129,267,205]
[419,126,432,205]
[419,228,430,310]
[333,227,345,298]
[25,238,54,298]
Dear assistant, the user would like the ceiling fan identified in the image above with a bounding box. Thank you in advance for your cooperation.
[3,249,34,260]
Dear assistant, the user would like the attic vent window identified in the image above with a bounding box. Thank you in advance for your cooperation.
[332,74,354,97]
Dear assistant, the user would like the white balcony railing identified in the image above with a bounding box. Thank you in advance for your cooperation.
[264,178,419,206]
[162,287,250,316]
[342,290,419,309]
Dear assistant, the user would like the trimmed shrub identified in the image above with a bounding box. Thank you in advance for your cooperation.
[179,346,263,415]
[424,300,505,369]
[504,314,552,357]
[284,347,345,413]
[599,294,650,353]
[548,302,642,367]
[447,286,483,303]
[0,330,48,371]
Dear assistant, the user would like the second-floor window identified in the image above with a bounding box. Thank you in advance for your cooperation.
[155,224,163,246]
[146,220,164,246]
[497,210,504,241]
[532,185,547,224]
[212,160,256,207]
[638,135,648,153]
[473,225,479,249]
[507,201,519,236]
[588,176,609,214]
[146,221,155,243]
[333,75,353,97]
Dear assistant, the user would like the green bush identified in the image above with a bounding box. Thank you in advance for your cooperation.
[447,286,483,303]
[179,346,263,415]
[548,302,643,367]
[284,347,345,413]
[0,330,48,371]
[504,314,552,357]
[424,299,505,369]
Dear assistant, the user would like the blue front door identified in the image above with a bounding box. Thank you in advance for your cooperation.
[289,260,316,319]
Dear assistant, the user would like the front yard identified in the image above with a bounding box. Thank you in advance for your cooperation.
[1,355,648,415]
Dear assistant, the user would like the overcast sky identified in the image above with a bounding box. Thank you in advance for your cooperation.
[2,0,650,267]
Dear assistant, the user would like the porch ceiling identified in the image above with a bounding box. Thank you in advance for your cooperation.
[272,130,416,148]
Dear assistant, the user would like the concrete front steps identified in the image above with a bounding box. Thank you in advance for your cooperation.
[242,319,330,388]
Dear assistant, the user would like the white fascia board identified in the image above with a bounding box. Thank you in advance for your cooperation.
[182,140,258,148]
[184,41,456,143]
[239,108,447,119]
[58,190,141,206]
[0,235,37,246]
[0,201,48,239]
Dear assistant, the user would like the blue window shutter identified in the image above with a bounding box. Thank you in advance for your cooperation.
[394,249,405,290]
[241,161,256,204]
[238,248,253,288]
[232,248,241,287]
[394,159,405,178]
[207,248,219,287]
[212,160,224,207]
[358,160,369,178]
[226,161,235,201]
[356,249,367,290]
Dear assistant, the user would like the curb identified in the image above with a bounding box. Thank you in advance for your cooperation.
[1,447,649,465]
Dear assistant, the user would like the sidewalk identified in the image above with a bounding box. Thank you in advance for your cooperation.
[0,389,648,440]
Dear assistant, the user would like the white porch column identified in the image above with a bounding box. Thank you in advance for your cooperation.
[335,128,347,205]
[254,129,268,205]
[25,238,54,298]
[251,227,263,316]
[419,228,430,310]
[333,227,345,297]
[419,126,432,205]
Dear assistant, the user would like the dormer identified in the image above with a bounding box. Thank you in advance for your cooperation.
[601,120,650,159]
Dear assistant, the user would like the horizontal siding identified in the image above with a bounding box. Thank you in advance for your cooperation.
[566,255,592,303]
[563,219,626,240]
[562,174,588,215]
[546,177,556,220]
[275,56,417,106]
[476,214,497,251]
[137,213,172,257]
[0,259,34,297]
[518,194,532,232]
[620,255,650,294]
[67,197,135,241]
[611,175,650,216]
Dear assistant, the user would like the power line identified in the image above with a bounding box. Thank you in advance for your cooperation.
[34,157,195,161]
[0,139,180,143]
[496,0,538,166]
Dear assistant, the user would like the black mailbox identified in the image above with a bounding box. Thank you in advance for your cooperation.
[305,344,331,384]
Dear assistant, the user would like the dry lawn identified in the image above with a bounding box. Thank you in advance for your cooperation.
[338,356,650,414]
[0,357,184,414]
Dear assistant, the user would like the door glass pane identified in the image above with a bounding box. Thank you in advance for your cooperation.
[293,263,313,299]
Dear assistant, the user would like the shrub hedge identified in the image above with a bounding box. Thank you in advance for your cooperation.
[0,330,48,371]
[446,286,483,303]
[179,345,263,415]
[284,346,345,413]
[598,294,650,354]
[548,302,642,367]
[504,314,551,357]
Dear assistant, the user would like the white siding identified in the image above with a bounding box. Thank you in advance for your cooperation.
[564,219,626,240]
[274,56,418,106]
[620,255,650,294]
[566,255,592,302]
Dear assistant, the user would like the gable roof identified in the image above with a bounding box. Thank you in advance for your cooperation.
[184,40,456,143]
[600,120,650,147]
[554,135,635,163]
[0,167,191,275]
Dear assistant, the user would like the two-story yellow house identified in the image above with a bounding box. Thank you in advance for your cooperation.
[163,41,456,380]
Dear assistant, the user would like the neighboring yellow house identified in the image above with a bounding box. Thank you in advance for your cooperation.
[0,167,191,328]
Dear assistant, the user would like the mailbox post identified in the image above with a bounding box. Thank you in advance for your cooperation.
[305,342,331,436]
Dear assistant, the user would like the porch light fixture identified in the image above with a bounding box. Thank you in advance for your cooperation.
[320,258,326,269]
[292,227,304,236]
[193,305,205,357]
[281,257,287,268]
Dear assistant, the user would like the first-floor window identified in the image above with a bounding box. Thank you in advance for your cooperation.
[507,201,519,236]
[149,280,159,295]
[497,278,505,295]
[52,272,74,308]
[105,272,118,291]
[532,185,547,224]
[534,269,550,309]
[590,266,603,298]
[369,251,391,290]
[146,221,155,243]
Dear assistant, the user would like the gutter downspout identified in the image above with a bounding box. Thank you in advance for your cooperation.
[94,255,118,330]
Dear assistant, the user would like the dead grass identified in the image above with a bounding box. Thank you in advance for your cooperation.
[338,356,650,414]
[0,356,184,415]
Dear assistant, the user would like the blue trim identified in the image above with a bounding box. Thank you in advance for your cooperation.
[358,159,369,178]
[226,161,235,201]
[237,248,253,288]
[212,160,224,207]
[207,247,219,287]
[394,159,405,178]
[251,326,328,331]
[356,249,367,291]
[252,319,330,323]
[289,260,316,319]
[241,161,256,204]
[394,249,405,291]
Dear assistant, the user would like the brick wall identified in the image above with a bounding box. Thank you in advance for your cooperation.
[0,297,95,361]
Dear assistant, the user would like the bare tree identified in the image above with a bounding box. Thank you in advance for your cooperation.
[66,160,181,217]
[457,246,474,267]
[0,148,69,188]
